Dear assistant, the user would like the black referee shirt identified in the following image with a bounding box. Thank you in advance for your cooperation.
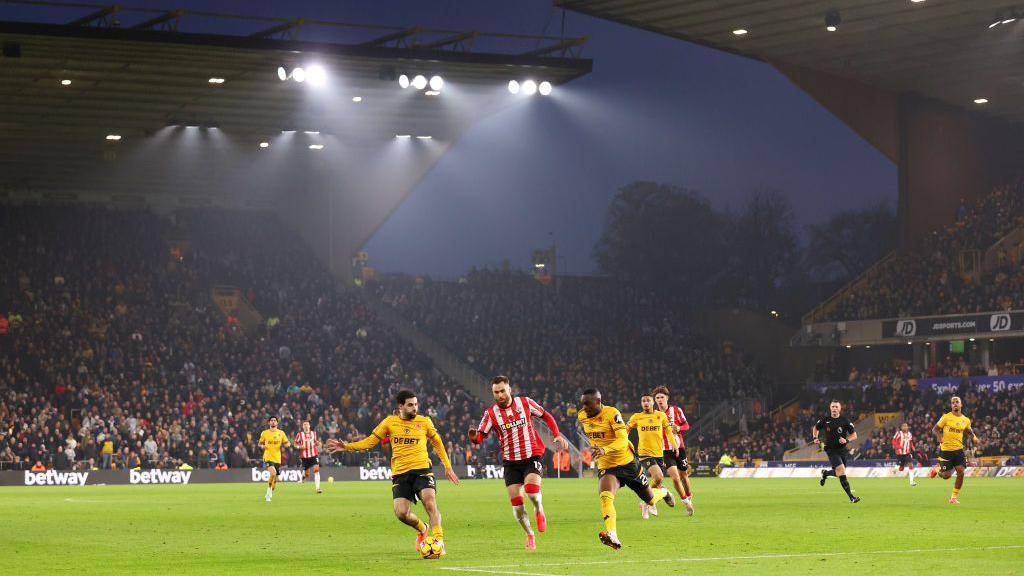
[814,415,855,451]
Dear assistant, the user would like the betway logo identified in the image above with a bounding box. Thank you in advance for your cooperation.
[130,469,192,485]
[359,467,393,480]
[24,470,89,486]
[250,468,304,483]
[466,465,504,480]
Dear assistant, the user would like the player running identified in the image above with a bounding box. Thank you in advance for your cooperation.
[627,393,678,519]
[326,390,459,555]
[578,388,671,550]
[652,386,695,515]
[891,422,917,486]
[468,376,569,550]
[813,400,860,503]
[257,416,290,502]
[294,420,323,494]
[928,396,981,504]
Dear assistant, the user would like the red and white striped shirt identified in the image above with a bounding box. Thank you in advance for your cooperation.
[662,405,690,450]
[476,396,553,462]
[891,430,913,456]
[295,431,319,459]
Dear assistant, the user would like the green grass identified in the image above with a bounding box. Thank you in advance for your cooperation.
[2,477,1022,575]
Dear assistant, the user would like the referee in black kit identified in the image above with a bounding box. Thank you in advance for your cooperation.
[812,400,861,503]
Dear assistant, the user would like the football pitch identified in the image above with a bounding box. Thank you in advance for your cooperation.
[2,478,1022,575]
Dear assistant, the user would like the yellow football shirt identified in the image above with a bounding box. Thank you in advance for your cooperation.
[345,415,451,476]
[578,406,634,469]
[627,410,678,457]
[935,412,971,451]
[259,428,289,464]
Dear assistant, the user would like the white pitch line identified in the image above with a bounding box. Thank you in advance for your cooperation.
[437,544,1024,574]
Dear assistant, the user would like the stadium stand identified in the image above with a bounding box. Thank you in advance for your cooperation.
[374,272,771,446]
[826,177,1024,321]
[0,205,483,471]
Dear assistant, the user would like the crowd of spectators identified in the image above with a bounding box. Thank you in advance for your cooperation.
[375,270,770,444]
[827,177,1024,320]
[0,205,484,471]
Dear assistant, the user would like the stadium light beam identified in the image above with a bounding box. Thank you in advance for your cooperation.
[308,144,324,150]
[352,96,362,102]
[412,75,427,90]
[429,75,444,91]
[277,66,288,81]
[259,141,269,148]
[105,134,121,140]
[732,28,748,35]
[522,80,537,95]
[398,74,410,88]
[208,77,225,84]
[291,67,306,83]
[539,81,552,96]
[507,80,520,94]
[60,79,71,86]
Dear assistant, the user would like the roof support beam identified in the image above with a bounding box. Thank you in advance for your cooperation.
[68,4,121,27]
[520,36,585,57]
[249,18,305,39]
[361,26,421,47]
[131,10,185,31]
[419,30,478,51]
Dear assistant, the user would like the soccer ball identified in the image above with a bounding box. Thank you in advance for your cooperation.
[419,536,444,559]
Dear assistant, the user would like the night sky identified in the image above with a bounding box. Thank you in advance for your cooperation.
[5,1,897,277]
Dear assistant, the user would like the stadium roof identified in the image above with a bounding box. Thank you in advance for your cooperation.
[0,2,591,201]
[558,0,1024,123]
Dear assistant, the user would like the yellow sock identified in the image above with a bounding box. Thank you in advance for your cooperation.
[599,491,617,533]
[647,487,667,506]
[431,525,444,539]
[952,488,960,498]
[414,520,426,534]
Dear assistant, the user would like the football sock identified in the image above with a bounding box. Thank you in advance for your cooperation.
[414,520,427,534]
[839,475,854,499]
[431,525,444,539]
[524,483,543,510]
[314,471,321,490]
[599,491,617,533]
[824,469,836,478]
[952,488,960,498]
[265,487,272,499]
[908,468,915,483]
[511,496,534,535]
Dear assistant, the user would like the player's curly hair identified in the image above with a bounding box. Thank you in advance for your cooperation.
[651,385,670,398]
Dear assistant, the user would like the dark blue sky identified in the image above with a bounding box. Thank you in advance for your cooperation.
[7,0,898,277]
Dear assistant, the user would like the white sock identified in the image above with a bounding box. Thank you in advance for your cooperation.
[513,505,534,535]
[526,490,543,511]
[908,468,916,483]
[314,471,321,490]
[265,487,272,499]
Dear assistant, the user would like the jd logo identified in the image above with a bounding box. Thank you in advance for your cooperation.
[990,314,1011,332]
[896,320,916,336]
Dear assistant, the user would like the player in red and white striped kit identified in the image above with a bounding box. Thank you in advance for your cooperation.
[468,376,569,550]
[294,420,323,494]
[891,422,917,486]
[653,386,694,515]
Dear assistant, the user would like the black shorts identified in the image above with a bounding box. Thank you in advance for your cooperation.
[639,456,666,475]
[896,453,914,468]
[264,461,281,474]
[939,449,967,470]
[392,468,437,503]
[663,449,689,472]
[301,456,320,470]
[503,456,544,487]
[598,459,650,498]
[826,448,848,469]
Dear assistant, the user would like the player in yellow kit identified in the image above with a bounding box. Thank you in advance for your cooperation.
[327,390,459,555]
[928,396,981,504]
[578,388,671,550]
[257,416,289,502]
[627,394,678,519]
